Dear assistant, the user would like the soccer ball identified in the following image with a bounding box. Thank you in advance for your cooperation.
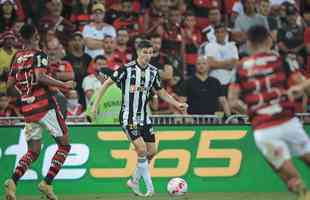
[167,177,188,196]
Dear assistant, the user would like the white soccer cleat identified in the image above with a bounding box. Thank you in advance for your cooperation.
[144,190,155,197]
[127,179,144,197]
[4,179,16,200]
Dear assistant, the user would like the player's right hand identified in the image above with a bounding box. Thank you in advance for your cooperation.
[64,81,76,89]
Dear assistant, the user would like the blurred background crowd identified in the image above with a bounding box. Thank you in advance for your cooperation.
[0,0,309,124]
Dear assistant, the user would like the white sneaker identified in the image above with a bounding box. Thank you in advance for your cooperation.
[127,179,144,197]
[144,191,155,197]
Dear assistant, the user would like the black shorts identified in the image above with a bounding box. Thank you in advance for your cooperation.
[122,124,155,143]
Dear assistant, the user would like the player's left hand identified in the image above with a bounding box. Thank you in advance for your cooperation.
[286,85,304,101]
[176,102,188,112]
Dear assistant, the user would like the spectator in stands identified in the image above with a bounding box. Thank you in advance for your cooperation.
[0,69,6,93]
[19,0,44,25]
[258,0,279,41]
[201,6,222,44]
[143,0,168,35]
[115,28,132,64]
[232,0,269,56]
[161,6,184,77]
[38,0,75,46]
[64,31,92,108]
[149,33,168,69]
[44,34,75,92]
[304,8,310,76]
[70,0,92,31]
[149,33,180,80]
[44,34,75,118]
[66,89,83,120]
[0,92,18,125]
[82,55,107,104]
[154,64,179,114]
[303,6,310,27]
[0,0,17,32]
[190,0,222,30]
[278,4,305,65]
[182,10,202,76]
[102,35,123,70]
[177,56,231,116]
[204,23,239,96]
[112,0,143,38]
[82,2,116,58]
[0,31,17,75]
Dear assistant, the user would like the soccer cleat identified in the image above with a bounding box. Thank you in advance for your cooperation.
[296,186,309,200]
[127,179,144,197]
[4,179,16,200]
[38,180,58,200]
[144,191,155,197]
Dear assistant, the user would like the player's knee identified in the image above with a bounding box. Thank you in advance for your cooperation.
[136,147,147,157]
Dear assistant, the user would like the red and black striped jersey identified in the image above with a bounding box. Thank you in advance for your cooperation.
[232,52,300,130]
[8,49,53,122]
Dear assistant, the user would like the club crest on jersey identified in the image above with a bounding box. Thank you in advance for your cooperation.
[113,71,118,78]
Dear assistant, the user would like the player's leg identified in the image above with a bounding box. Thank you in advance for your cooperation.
[4,123,42,200]
[141,125,156,196]
[123,125,151,196]
[254,124,306,195]
[286,118,310,199]
[38,109,71,200]
[144,125,157,162]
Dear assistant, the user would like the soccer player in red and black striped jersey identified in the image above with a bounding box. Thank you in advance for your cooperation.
[4,24,75,200]
[229,25,310,199]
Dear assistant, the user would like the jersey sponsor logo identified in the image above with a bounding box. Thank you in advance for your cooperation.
[130,85,148,93]
[16,53,34,64]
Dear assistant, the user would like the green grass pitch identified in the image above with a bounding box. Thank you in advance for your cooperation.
[11,192,297,200]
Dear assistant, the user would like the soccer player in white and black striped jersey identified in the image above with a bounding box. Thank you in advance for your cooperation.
[91,40,188,197]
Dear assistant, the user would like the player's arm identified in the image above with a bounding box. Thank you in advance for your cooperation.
[157,89,188,112]
[91,77,114,119]
[90,67,125,120]
[34,52,75,89]
[54,70,74,81]
[228,84,247,114]
[207,57,238,70]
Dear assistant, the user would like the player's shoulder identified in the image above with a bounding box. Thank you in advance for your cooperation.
[124,60,136,68]
[148,63,158,72]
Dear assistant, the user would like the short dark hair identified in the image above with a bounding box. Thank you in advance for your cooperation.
[20,24,36,41]
[214,23,226,31]
[149,33,161,40]
[136,39,152,50]
[247,25,270,45]
[94,55,106,62]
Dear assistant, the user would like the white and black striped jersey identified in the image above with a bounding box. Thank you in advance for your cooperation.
[111,60,162,126]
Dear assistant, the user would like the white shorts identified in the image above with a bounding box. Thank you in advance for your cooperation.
[23,109,67,141]
[254,117,310,169]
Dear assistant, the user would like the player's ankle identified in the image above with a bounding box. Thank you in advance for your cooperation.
[287,177,304,193]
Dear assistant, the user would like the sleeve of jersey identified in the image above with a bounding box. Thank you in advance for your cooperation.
[110,67,126,84]
[153,72,163,91]
[33,52,49,73]
[8,53,17,82]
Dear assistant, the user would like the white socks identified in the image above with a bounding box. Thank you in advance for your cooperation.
[133,156,154,192]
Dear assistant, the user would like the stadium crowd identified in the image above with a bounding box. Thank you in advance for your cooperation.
[0,0,309,124]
